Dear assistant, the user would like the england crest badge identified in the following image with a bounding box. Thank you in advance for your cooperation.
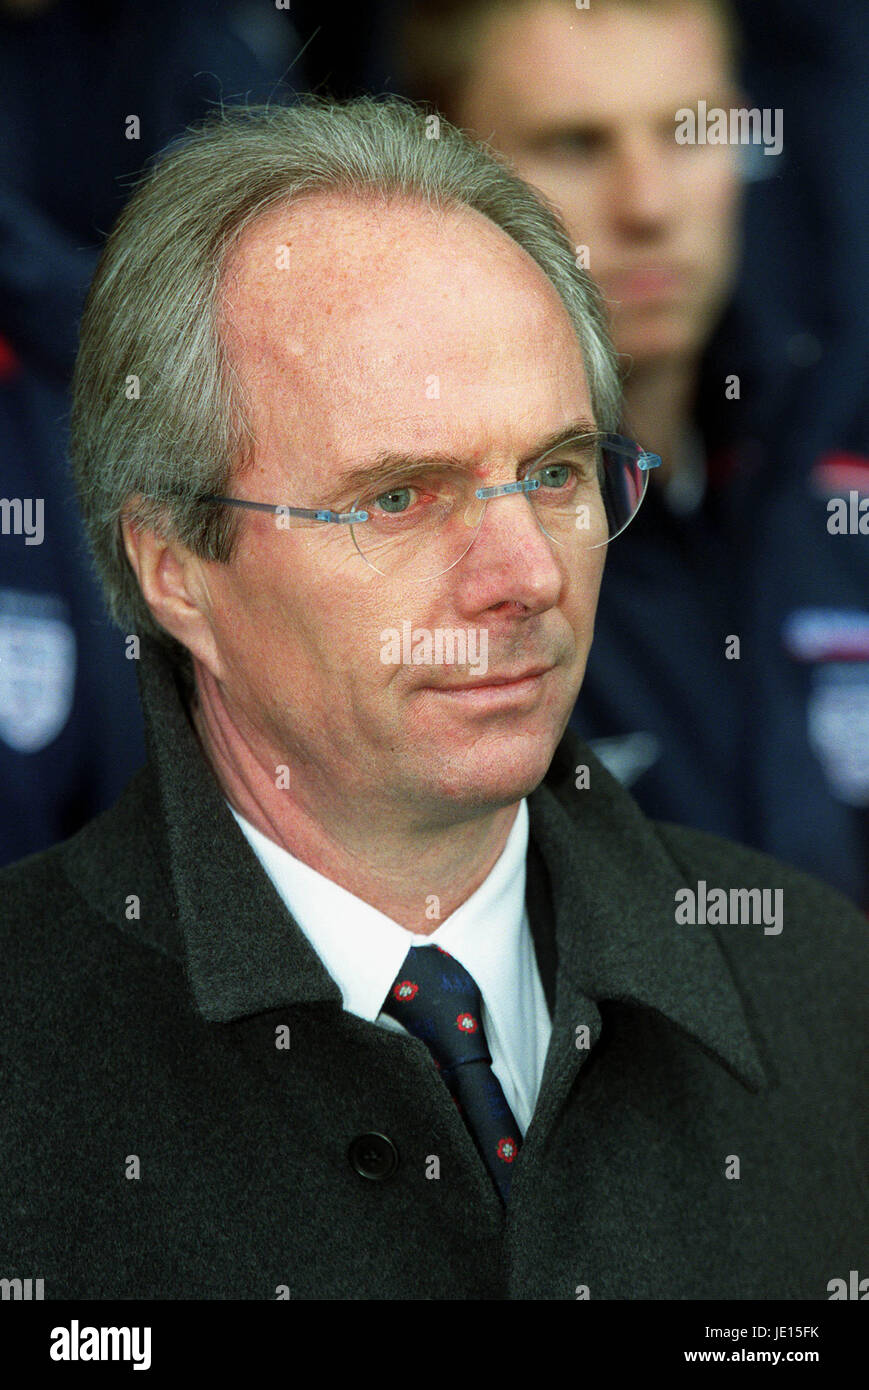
[0,588,76,753]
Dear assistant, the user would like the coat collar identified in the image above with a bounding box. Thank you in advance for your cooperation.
[530,736,770,1093]
[132,638,769,1094]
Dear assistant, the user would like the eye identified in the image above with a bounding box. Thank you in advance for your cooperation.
[361,471,456,523]
[541,129,609,161]
[531,462,574,491]
[373,485,415,516]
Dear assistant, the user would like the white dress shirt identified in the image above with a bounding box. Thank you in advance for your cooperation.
[228,799,552,1136]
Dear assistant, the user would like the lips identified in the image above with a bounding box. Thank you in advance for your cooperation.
[605,266,685,301]
[428,666,553,692]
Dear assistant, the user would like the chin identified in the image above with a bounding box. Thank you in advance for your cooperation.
[615,310,702,365]
[426,726,563,812]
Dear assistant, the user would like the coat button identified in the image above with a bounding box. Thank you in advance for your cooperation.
[348,1133,399,1181]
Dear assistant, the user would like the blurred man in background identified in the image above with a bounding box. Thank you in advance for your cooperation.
[400,0,869,907]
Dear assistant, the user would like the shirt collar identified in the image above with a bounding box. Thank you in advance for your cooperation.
[228,799,529,1024]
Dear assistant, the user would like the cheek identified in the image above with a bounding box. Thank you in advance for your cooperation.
[694,163,741,238]
[589,554,606,614]
[558,183,605,260]
[567,549,606,628]
[203,547,314,705]
[514,156,601,245]
[223,549,410,699]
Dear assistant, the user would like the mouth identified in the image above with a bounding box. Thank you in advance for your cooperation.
[437,665,552,689]
[605,266,685,302]
[422,666,555,701]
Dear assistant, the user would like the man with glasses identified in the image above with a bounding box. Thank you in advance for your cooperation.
[1,98,864,1301]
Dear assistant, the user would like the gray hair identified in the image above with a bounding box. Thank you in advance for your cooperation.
[70,94,621,652]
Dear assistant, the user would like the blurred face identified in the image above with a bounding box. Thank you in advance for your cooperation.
[454,0,743,366]
[196,196,605,832]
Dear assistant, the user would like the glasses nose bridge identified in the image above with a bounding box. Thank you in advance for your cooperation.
[460,476,551,553]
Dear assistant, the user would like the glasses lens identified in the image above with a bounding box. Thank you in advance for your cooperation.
[350,472,481,580]
[594,434,653,546]
[523,433,651,550]
[524,433,608,549]
[349,435,652,578]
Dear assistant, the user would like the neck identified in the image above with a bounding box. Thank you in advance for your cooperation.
[190,662,520,936]
[621,353,698,485]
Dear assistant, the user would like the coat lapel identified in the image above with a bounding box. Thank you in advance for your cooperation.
[136,639,341,1021]
[527,734,771,1097]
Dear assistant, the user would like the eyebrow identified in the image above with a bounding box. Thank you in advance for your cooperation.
[330,417,599,497]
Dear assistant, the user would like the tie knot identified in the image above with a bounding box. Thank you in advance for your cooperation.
[382,945,491,1072]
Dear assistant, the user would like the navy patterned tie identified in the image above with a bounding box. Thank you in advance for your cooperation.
[381,945,522,1203]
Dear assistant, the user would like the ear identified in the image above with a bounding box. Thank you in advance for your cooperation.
[121,503,226,680]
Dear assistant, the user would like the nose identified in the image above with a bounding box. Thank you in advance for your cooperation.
[455,488,564,614]
[610,131,673,230]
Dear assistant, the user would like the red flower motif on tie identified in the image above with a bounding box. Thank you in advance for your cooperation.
[456,1012,478,1033]
[497,1137,518,1164]
[393,980,419,1001]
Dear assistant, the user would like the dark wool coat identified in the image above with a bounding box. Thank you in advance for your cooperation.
[1,639,866,1299]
